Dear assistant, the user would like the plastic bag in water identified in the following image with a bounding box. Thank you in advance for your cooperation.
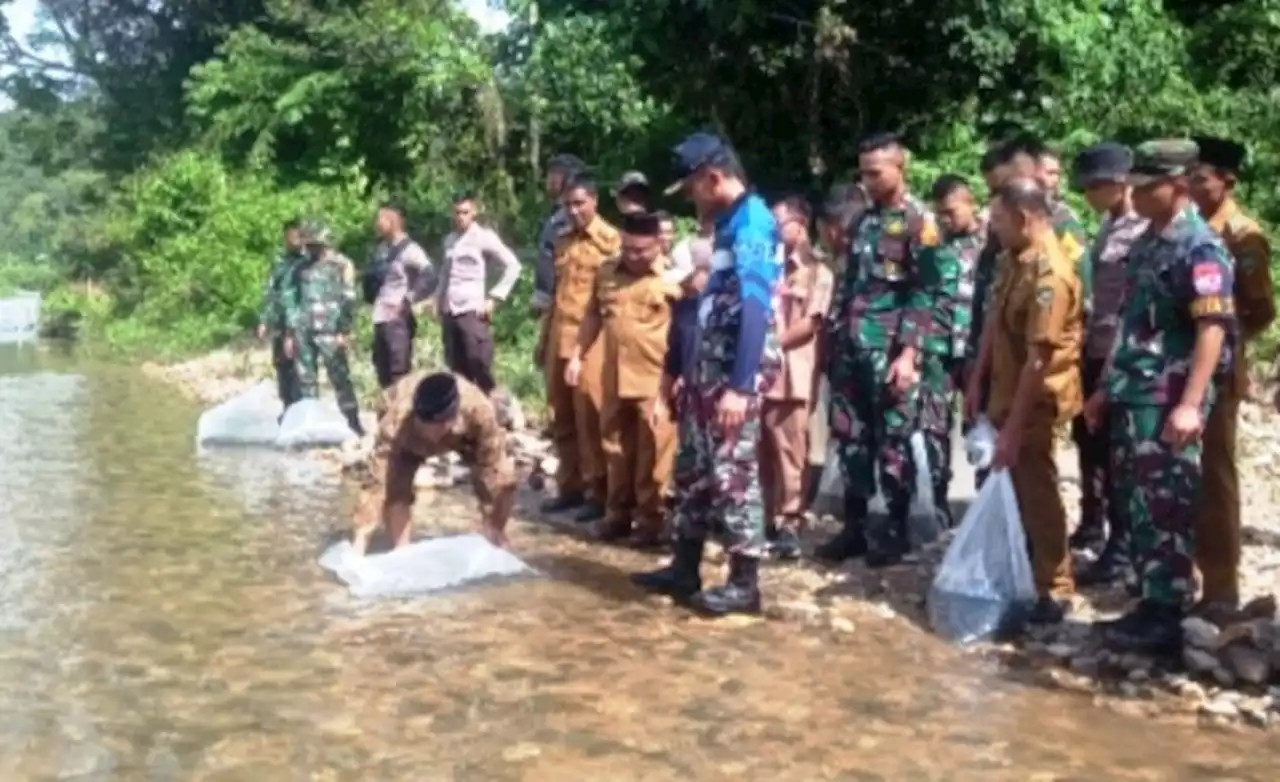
[907,430,944,546]
[927,471,1035,643]
[195,381,282,446]
[276,399,356,449]
[319,534,534,598]
[965,415,997,469]
[0,291,40,344]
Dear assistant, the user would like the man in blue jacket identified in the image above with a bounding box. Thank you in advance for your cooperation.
[631,132,783,616]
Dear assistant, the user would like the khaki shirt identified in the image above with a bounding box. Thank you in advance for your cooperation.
[549,216,621,358]
[766,250,834,402]
[356,372,516,525]
[987,233,1084,426]
[590,258,677,401]
[1205,198,1275,393]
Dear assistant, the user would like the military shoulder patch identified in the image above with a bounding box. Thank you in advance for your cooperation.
[1035,285,1054,307]
[1192,261,1225,296]
[917,217,940,248]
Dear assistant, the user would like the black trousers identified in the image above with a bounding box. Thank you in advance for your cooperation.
[441,311,495,393]
[1069,356,1118,538]
[372,311,416,389]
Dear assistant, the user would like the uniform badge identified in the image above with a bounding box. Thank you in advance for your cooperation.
[1035,286,1053,307]
[883,261,900,279]
[1192,262,1224,296]
[885,219,905,235]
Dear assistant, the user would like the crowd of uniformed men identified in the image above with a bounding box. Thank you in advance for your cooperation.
[258,126,1274,657]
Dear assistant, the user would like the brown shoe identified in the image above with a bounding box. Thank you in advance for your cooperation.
[593,517,632,542]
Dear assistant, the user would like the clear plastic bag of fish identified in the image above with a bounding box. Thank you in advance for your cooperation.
[276,399,357,449]
[195,381,282,446]
[965,415,997,469]
[812,440,845,516]
[319,534,534,598]
[927,471,1035,643]
[0,291,40,344]
[907,430,943,546]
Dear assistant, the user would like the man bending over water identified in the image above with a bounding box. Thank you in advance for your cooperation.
[351,371,516,556]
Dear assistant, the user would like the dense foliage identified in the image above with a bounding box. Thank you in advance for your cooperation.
[2,0,1280,398]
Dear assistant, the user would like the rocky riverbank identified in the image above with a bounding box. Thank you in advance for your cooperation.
[148,344,1280,731]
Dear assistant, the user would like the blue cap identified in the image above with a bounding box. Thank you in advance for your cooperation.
[663,132,737,196]
[1071,142,1132,189]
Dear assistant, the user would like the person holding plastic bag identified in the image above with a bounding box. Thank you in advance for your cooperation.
[350,372,516,557]
[965,177,1083,626]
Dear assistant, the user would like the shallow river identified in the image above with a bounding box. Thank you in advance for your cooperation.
[2,343,1279,781]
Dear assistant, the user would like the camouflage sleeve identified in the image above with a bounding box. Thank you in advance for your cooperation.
[465,397,517,515]
[1231,226,1275,339]
[532,213,561,310]
[336,256,357,334]
[281,258,303,335]
[897,219,943,351]
[1185,241,1236,323]
[966,241,998,361]
[258,257,282,329]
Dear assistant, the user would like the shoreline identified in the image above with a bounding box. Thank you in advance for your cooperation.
[147,344,1280,731]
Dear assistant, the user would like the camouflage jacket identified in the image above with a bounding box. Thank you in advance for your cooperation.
[283,249,357,336]
[1105,206,1237,407]
[923,228,986,360]
[258,250,302,333]
[828,194,948,356]
[355,372,516,524]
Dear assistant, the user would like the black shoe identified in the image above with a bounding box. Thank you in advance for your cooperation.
[573,501,606,523]
[865,507,908,569]
[631,538,703,600]
[345,411,365,437]
[1074,536,1131,587]
[690,554,762,616]
[1100,600,1184,656]
[771,527,802,561]
[1028,596,1070,625]
[814,497,869,563]
[765,519,780,542]
[540,494,585,514]
[1068,522,1105,555]
[933,486,955,530]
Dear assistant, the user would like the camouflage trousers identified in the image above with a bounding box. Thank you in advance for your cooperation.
[829,347,918,552]
[670,385,767,558]
[917,353,958,524]
[271,336,301,409]
[1110,404,1201,608]
[296,332,360,420]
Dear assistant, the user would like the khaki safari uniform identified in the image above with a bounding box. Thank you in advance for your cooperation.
[353,372,516,535]
[543,215,619,502]
[987,233,1084,598]
[1196,198,1275,605]
[584,256,679,541]
[761,248,833,525]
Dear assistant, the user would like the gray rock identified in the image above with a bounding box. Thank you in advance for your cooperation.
[1046,643,1076,661]
[1069,655,1100,677]
[1221,644,1272,686]
[1183,647,1220,674]
[1181,616,1220,650]
[1127,667,1150,683]
[1212,666,1237,688]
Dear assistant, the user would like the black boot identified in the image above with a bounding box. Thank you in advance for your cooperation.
[933,484,955,530]
[345,410,365,437]
[573,501,606,523]
[690,554,762,616]
[1068,519,1106,556]
[630,537,703,600]
[1100,600,1184,657]
[814,496,869,563]
[770,520,803,561]
[865,502,909,569]
[1027,596,1070,625]
[1074,530,1132,587]
[540,493,585,514]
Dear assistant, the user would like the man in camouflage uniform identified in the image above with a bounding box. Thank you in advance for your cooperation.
[1084,140,1236,654]
[283,220,364,436]
[816,133,956,567]
[631,132,782,616]
[925,174,987,527]
[1189,136,1276,619]
[257,218,305,415]
[531,153,587,314]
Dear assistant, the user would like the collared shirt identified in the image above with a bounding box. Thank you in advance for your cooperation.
[590,258,677,400]
[372,238,433,324]
[437,223,522,316]
[1203,198,1275,393]
[1085,210,1148,359]
[766,248,833,402]
[549,215,620,358]
[987,233,1084,426]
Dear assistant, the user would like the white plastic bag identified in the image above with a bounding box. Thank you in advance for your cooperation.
[927,471,1035,643]
[195,381,282,446]
[318,534,535,598]
[907,430,943,546]
[965,415,997,469]
[811,440,844,517]
[276,399,357,449]
[0,291,40,344]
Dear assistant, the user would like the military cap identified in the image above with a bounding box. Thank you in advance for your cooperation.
[1127,139,1199,187]
[412,372,461,423]
[1192,135,1247,173]
[1071,142,1133,189]
[615,170,650,195]
[299,219,332,246]
[664,132,739,195]
[621,211,661,237]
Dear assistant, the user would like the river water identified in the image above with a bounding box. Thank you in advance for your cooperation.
[1,343,1279,781]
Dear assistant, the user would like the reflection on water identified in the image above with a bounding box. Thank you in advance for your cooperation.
[1,343,1279,780]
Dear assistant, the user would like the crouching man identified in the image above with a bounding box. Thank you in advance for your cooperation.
[351,371,517,556]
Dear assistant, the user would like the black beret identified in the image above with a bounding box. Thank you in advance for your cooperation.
[621,211,662,237]
[412,372,460,423]
[1192,135,1246,173]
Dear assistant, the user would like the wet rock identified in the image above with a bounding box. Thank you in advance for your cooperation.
[1221,644,1271,686]
[1212,667,1236,688]
[1069,655,1101,677]
[1182,616,1220,650]
[1183,647,1220,675]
